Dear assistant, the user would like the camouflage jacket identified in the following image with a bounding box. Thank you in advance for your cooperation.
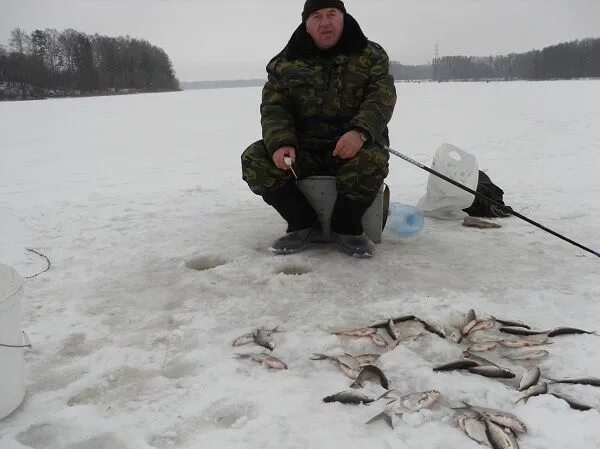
[260,17,397,156]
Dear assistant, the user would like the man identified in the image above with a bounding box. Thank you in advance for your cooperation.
[241,0,396,258]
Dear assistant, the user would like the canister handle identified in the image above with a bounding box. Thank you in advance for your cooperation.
[0,331,32,349]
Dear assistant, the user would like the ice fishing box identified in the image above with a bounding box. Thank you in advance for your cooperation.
[297,176,386,243]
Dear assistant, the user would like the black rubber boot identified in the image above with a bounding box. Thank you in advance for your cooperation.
[270,223,322,255]
[330,231,375,258]
[262,182,317,232]
[330,195,371,235]
[262,182,318,254]
[330,195,375,258]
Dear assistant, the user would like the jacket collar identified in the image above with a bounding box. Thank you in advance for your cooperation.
[284,13,368,60]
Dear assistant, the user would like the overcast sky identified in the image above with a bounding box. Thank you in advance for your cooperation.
[2,0,600,81]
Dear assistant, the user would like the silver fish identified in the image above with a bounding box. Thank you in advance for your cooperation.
[502,349,549,361]
[417,318,446,338]
[339,363,361,380]
[337,353,361,370]
[386,318,400,341]
[466,319,496,336]
[367,315,416,328]
[333,327,377,337]
[468,342,499,352]
[547,377,600,387]
[550,393,594,411]
[323,390,374,404]
[433,359,479,371]
[499,327,546,336]
[462,351,500,368]
[464,309,477,326]
[354,353,380,366]
[490,316,531,330]
[310,353,360,378]
[517,367,541,391]
[463,216,502,229]
[395,332,427,346]
[234,353,287,370]
[449,327,464,344]
[370,332,389,347]
[234,327,279,348]
[460,403,527,434]
[461,319,478,336]
[547,327,598,337]
[253,328,276,350]
[485,419,519,449]
[232,332,254,347]
[457,416,488,445]
[516,382,548,404]
[468,366,516,379]
[499,336,549,348]
[468,333,503,344]
[350,365,389,389]
[310,352,361,371]
[400,390,441,411]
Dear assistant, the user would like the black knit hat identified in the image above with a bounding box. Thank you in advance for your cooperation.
[302,0,346,22]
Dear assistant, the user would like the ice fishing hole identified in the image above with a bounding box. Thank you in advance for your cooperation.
[185,255,228,271]
[276,265,312,276]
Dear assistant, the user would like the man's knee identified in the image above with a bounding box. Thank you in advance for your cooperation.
[241,140,290,195]
[336,144,389,202]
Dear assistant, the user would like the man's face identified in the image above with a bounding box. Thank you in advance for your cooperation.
[305,8,344,49]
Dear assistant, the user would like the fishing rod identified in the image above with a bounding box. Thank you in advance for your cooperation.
[385,146,600,258]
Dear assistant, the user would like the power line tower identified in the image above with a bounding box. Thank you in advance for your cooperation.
[433,41,440,81]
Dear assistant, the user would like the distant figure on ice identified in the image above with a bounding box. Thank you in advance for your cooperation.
[241,0,396,257]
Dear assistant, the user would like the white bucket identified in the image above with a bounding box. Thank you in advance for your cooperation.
[0,263,25,420]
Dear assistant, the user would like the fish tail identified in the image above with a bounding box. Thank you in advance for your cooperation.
[375,389,397,401]
[365,412,394,429]
[365,412,385,425]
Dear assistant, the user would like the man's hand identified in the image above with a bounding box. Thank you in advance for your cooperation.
[333,130,364,159]
[272,146,296,170]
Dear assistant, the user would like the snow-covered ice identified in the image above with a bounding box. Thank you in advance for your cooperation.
[1,80,600,448]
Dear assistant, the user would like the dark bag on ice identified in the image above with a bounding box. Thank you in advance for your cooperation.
[463,171,514,218]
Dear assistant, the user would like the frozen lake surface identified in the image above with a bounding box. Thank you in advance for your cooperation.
[1,80,599,449]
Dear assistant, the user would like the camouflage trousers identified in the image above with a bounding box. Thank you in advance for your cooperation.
[241,139,389,204]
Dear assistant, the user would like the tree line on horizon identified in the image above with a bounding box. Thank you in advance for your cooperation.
[0,27,179,99]
[391,37,600,81]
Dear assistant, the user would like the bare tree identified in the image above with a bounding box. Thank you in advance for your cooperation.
[44,29,63,76]
[8,28,30,54]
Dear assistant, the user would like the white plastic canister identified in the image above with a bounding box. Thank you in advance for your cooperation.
[0,263,25,420]
[417,143,479,220]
